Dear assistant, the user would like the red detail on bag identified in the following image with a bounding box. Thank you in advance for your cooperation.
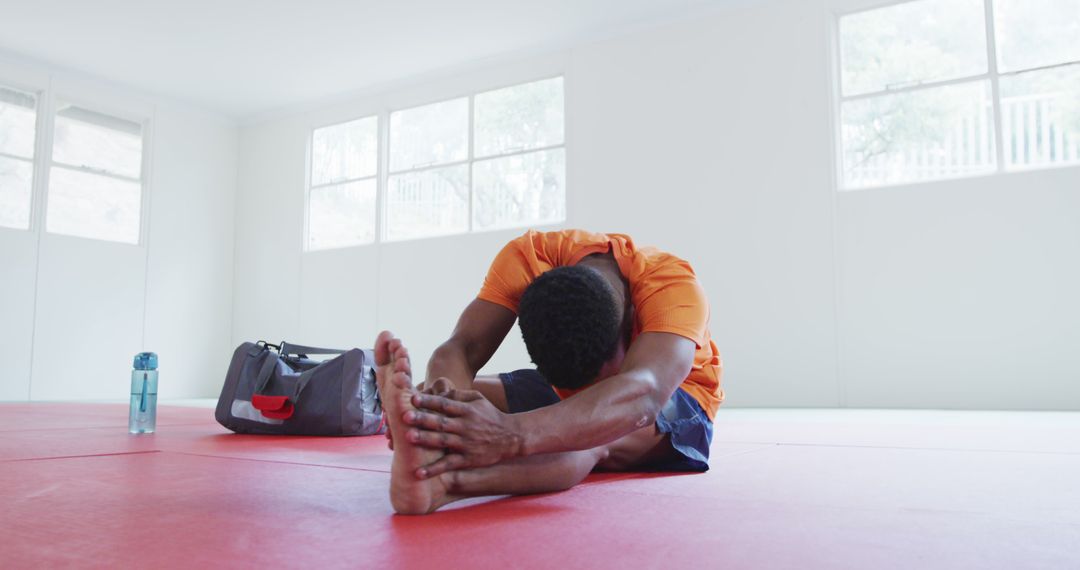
[251,395,294,420]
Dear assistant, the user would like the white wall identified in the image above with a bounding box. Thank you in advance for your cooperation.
[0,56,238,401]
[235,0,1080,410]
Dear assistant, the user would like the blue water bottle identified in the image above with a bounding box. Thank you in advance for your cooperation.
[129,352,159,434]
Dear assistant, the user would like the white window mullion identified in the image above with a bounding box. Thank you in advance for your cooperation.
[985,0,1006,172]
[839,72,992,103]
[467,94,475,232]
[33,84,54,235]
[50,162,141,184]
[303,129,314,251]
[377,111,389,243]
[310,175,377,192]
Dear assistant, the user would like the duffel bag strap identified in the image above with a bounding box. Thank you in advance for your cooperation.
[279,341,346,358]
[253,349,279,395]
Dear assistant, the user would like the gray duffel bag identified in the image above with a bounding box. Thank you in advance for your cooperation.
[215,340,385,436]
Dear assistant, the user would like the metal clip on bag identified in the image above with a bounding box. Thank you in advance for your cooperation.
[215,341,385,436]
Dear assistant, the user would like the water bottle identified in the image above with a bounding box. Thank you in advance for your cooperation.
[129,352,159,434]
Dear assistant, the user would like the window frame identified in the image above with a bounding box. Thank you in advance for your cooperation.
[829,0,1080,191]
[0,82,41,232]
[304,114,381,251]
[302,74,567,251]
[0,70,152,246]
[384,95,473,242]
[43,95,151,245]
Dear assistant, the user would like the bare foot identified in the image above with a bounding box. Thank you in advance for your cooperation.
[374,331,457,514]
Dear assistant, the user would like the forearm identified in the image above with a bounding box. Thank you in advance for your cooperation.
[517,372,670,456]
[424,340,478,391]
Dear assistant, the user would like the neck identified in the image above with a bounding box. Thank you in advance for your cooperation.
[577,253,629,314]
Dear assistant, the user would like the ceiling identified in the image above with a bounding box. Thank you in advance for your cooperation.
[0,0,741,121]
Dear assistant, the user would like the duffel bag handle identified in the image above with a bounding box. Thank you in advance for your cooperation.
[254,340,346,358]
[280,341,346,357]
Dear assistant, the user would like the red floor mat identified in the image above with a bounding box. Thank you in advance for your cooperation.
[2,404,1077,569]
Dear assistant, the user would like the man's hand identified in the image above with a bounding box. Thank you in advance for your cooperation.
[402,389,525,479]
[385,377,456,451]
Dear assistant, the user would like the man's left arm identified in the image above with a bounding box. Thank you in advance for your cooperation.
[403,331,695,478]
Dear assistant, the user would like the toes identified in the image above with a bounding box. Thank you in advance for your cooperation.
[374,331,395,366]
[392,371,414,390]
[393,347,412,374]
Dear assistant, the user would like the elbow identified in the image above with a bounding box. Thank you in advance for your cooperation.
[429,339,456,361]
[624,374,666,428]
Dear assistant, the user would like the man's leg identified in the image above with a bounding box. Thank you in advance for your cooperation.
[471,370,682,470]
[471,375,510,412]
[376,333,685,515]
[443,424,679,496]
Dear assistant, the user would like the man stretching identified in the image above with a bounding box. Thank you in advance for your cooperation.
[373,229,723,514]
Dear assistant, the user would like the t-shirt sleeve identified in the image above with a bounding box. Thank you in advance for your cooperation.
[634,256,710,348]
[476,232,553,313]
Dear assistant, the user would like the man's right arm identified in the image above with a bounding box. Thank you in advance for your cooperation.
[424,298,516,390]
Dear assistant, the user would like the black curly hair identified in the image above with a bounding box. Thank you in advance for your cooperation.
[518,265,622,390]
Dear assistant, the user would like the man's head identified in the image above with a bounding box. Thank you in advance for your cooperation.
[518,265,626,390]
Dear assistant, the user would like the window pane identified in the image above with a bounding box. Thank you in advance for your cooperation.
[47,167,141,243]
[0,156,33,230]
[0,86,37,158]
[389,98,468,172]
[841,81,996,189]
[307,180,376,250]
[474,77,564,158]
[311,116,377,185]
[386,165,468,240]
[999,64,1080,170]
[995,0,1080,72]
[53,104,142,179]
[840,0,987,96]
[473,149,565,231]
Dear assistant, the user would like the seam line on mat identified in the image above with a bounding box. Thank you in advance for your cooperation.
[1,450,162,463]
[167,450,392,474]
[0,422,212,433]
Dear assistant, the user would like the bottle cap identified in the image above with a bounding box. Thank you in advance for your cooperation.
[133,352,158,371]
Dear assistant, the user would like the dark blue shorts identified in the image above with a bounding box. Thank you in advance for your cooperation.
[498,369,713,472]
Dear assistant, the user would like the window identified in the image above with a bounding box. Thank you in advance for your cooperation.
[302,76,566,248]
[386,76,565,241]
[47,103,144,243]
[473,78,566,231]
[307,116,378,250]
[387,98,470,241]
[836,0,1080,189]
[0,85,37,230]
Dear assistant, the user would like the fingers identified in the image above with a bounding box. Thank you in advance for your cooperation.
[416,454,469,479]
[406,427,465,451]
[411,393,468,417]
[402,409,462,433]
[374,330,395,366]
[448,389,484,402]
[428,377,451,395]
[413,389,483,407]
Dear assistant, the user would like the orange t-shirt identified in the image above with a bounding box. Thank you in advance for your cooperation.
[477,229,724,419]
